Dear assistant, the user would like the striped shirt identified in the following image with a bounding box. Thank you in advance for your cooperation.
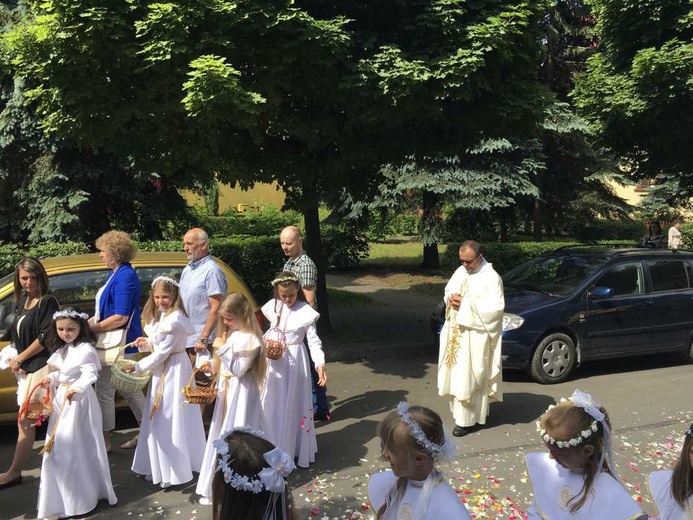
[180,255,228,347]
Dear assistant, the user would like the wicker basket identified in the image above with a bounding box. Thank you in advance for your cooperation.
[183,369,217,404]
[263,327,286,360]
[111,357,151,394]
[21,383,53,425]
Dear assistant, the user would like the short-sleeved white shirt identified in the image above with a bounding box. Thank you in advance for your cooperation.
[180,255,228,347]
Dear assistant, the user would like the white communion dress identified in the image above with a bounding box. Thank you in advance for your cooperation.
[525,452,647,520]
[368,470,471,519]
[195,331,266,500]
[648,469,693,520]
[131,309,206,486]
[38,342,117,518]
[261,299,324,468]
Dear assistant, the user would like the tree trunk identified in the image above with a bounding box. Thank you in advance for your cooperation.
[419,190,440,269]
[533,197,543,242]
[302,182,332,335]
[500,209,509,243]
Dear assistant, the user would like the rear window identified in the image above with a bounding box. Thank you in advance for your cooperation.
[646,260,690,292]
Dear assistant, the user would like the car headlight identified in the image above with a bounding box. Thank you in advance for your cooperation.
[502,313,524,332]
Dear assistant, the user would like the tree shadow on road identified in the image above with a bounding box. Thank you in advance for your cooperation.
[325,389,410,423]
[298,418,380,478]
[338,353,437,380]
[484,392,556,428]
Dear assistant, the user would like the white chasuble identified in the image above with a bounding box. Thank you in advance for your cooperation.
[437,260,504,425]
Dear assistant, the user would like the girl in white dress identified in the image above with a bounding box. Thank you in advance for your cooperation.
[196,292,267,505]
[123,275,206,488]
[37,308,117,518]
[648,423,693,519]
[211,428,296,520]
[526,389,647,520]
[261,271,327,468]
[368,402,470,519]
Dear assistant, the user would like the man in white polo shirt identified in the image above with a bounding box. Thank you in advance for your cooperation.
[180,228,228,353]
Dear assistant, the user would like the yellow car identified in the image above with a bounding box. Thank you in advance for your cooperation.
[0,252,259,423]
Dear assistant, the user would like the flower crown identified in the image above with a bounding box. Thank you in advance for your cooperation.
[53,309,89,321]
[213,427,295,494]
[536,414,599,448]
[395,401,455,461]
[271,274,300,287]
[151,275,179,288]
[537,390,605,448]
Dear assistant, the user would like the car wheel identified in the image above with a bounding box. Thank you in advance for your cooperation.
[529,333,576,384]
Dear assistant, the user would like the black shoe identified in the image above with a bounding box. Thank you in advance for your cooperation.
[314,411,331,422]
[0,475,22,490]
[452,425,471,437]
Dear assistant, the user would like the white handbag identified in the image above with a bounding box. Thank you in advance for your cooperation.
[95,311,135,366]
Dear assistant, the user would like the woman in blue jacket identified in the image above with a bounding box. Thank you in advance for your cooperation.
[89,231,146,451]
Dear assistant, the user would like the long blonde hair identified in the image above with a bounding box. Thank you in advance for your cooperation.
[142,278,187,323]
[671,424,693,506]
[216,293,266,384]
[540,401,613,513]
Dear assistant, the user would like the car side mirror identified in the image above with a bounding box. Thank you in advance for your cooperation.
[590,286,614,300]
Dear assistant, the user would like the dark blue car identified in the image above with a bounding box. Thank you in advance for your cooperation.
[434,247,693,384]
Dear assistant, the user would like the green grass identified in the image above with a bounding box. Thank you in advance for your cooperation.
[363,241,450,267]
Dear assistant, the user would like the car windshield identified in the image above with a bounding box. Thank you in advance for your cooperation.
[0,272,12,289]
[503,253,607,296]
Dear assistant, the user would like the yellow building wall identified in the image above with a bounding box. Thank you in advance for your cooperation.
[183,182,286,214]
[610,182,644,206]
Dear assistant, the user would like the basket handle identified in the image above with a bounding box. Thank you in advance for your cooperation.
[113,342,135,363]
[19,379,52,420]
[187,367,215,388]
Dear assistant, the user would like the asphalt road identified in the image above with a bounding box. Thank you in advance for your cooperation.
[1,352,691,519]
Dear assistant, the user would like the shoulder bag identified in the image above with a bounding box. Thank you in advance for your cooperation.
[95,310,135,366]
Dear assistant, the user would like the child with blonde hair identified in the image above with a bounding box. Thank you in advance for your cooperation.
[196,293,267,505]
[648,423,693,519]
[526,389,647,519]
[368,402,470,519]
[212,428,295,520]
[261,271,326,468]
[123,276,206,488]
[37,308,117,518]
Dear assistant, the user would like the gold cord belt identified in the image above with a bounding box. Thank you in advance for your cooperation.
[149,349,188,420]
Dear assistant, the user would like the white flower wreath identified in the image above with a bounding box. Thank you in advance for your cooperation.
[212,427,295,494]
[395,401,455,461]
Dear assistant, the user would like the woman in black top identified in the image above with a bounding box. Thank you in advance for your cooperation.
[642,221,665,249]
[0,257,59,489]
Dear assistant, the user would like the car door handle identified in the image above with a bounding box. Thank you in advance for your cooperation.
[637,300,653,307]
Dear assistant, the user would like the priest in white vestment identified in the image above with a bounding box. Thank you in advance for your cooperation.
[437,241,504,437]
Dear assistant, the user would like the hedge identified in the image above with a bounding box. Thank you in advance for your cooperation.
[0,237,283,302]
[0,242,91,279]
[137,237,284,300]
[441,239,640,275]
